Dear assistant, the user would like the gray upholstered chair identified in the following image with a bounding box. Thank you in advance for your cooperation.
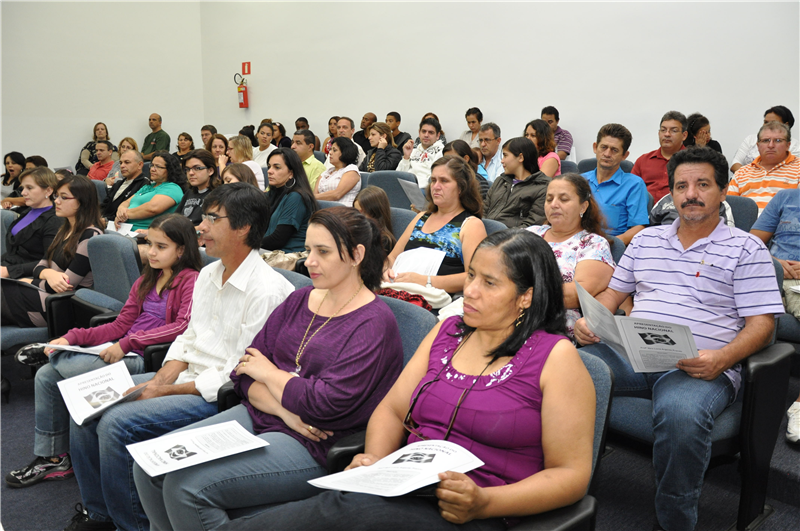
[561,160,579,174]
[725,195,758,232]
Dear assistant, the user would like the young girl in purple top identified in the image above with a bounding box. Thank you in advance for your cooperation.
[218,229,597,531]
[6,214,202,489]
[135,207,404,531]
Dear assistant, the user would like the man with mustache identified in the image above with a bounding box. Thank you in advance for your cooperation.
[574,147,784,531]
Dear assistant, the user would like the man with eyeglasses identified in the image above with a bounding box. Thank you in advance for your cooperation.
[477,123,503,183]
[101,150,148,222]
[632,111,688,203]
[66,183,294,531]
[729,121,799,214]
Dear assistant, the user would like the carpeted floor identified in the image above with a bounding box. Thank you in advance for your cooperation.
[2,353,799,531]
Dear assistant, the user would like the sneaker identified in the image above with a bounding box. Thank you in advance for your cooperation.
[787,402,800,444]
[5,454,73,488]
[63,504,116,531]
[15,343,49,367]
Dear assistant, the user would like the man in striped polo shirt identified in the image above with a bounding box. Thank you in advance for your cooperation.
[574,147,784,531]
[729,121,799,214]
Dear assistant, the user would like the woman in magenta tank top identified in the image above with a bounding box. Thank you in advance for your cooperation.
[221,229,597,531]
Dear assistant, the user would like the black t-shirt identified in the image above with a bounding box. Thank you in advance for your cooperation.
[177,187,210,225]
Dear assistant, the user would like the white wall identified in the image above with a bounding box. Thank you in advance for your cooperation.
[3,2,799,168]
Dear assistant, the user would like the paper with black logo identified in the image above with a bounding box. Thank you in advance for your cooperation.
[127,421,269,477]
[56,361,146,425]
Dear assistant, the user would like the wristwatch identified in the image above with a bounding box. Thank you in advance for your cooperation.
[426,275,432,289]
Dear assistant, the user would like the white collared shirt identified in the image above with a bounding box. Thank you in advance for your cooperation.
[480,148,504,183]
[163,249,294,401]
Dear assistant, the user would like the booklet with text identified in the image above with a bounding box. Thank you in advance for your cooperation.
[128,421,269,477]
[308,440,484,497]
[576,282,698,373]
[56,361,146,425]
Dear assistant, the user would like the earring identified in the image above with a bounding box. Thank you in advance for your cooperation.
[515,308,525,327]
[580,211,585,218]
[285,177,296,190]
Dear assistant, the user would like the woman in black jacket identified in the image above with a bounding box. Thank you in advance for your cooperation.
[1,167,64,279]
[359,122,402,172]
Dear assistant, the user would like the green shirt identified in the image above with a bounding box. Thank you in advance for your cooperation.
[129,182,184,230]
[142,130,171,155]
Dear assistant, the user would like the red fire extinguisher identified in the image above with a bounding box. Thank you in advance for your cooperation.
[234,73,248,108]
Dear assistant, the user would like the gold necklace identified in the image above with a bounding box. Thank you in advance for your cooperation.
[292,282,364,375]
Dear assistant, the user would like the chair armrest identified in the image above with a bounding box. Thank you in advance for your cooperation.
[44,292,78,338]
[89,312,120,327]
[143,343,171,373]
[217,381,240,413]
[326,430,366,473]
[513,496,597,531]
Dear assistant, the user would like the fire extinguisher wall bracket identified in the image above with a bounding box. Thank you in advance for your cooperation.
[234,73,248,109]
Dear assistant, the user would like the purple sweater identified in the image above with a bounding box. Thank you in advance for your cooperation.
[408,317,565,488]
[231,287,403,466]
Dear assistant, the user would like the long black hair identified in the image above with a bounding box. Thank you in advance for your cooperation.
[455,229,567,361]
[3,151,25,186]
[137,214,203,300]
[266,148,318,217]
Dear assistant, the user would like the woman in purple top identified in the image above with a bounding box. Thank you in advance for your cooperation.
[135,207,403,531]
[219,229,597,531]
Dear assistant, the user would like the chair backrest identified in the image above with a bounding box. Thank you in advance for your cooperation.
[609,236,626,264]
[317,200,343,210]
[142,162,151,178]
[647,192,654,215]
[274,267,313,289]
[313,151,325,163]
[199,249,220,267]
[1,209,18,255]
[561,160,579,174]
[576,158,634,175]
[92,179,107,205]
[367,173,414,210]
[482,218,508,235]
[359,172,371,191]
[726,195,758,232]
[378,295,438,365]
[390,207,417,242]
[87,234,143,304]
[578,350,614,492]
[372,170,417,183]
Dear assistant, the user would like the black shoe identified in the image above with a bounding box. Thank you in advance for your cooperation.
[63,504,116,531]
[15,343,49,367]
[5,454,74,488]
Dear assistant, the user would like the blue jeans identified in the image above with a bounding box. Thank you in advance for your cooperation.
[133,404,327,531]
[581,343,735,531]
[34,350,145,457]
[70,373,219,531]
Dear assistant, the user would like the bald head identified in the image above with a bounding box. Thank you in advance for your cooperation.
[360,113,377,130]
[149,113,162,132]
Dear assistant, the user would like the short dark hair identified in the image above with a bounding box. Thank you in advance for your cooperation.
[25,155,48,168]
[419,117,441,134]
[308,207,386,291]
[541,106,560,121]
[427,157,483,217]
[764,105,795,128]
[95,140,113,151]
[465,107,483,122]
[596,123,632,153]
[295,117,309,126]
[239,125,257,147]
[660,111,688,132]
[758,121,791,144]
[479,122,501,138]
[293,129,316,146]
[387,111,401,122]
[455,229,568,361]
[684,114,710,148]
[331,137,359,166]
[202,182,270,250]
[338,116,355,129]
[502,137,539,174]
[201,125,217,135]
[667,147,728,192]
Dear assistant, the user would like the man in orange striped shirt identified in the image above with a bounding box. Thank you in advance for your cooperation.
[729,122,799,213]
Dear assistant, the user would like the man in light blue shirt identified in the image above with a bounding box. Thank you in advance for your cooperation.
[478,123,503,183]
[581,123,649,244]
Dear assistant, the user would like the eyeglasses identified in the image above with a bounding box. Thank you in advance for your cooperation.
[54,195,76,202]
[757,138,788,145]
[185,165,208,174]
[201,213,228,225]
[151,164,166,171]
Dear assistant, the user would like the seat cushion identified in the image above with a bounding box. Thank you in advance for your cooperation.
[1,326,49,351]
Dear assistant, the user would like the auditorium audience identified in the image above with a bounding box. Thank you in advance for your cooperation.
[222,135,265,190]
[6,214,201,490]
[478,123,504,183]
[252,122,277,167]
[217,229,596,531]
[64,183,294,531]
[271,122,291,149]
[386,157,486,294]
[386,111,412,150]
[221,163,259,188]
[1,175,103,329]
[359,122,402,172]
[542,106,573,161]
[1,168,63,279]
[484,137,550,228]
[731,105,800,174]
[325,117,366,169]
[527,174,615,339]
[173,132,195,163]
[581,123,649,244]
[684,113,722,153]
[728,121,799,213]
[262,148,318,252]
[353,112,377,153]
[315,137,361,207]
[142,113,170,162]
[524,119,561,178]
[442,140,490,198]
[322,116,339,155]
[102,150,148,222]
[176,149,220,226]
[105,137,138,186]
[75,122,118,175]
[115,152,186,231]
[86,141,115,182]
[294,117,321,151]
[397,117,445,187]
[291,129,326,191]
[354,186,396,254]
[459,107,483,149]
[632,110,687,203]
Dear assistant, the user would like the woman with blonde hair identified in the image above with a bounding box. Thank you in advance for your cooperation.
[219,135,265,190]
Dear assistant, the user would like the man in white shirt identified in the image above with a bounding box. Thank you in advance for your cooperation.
[397,117,445,187]
[324,117,366,170]
[66,183,294,531]
[478,123,503,183]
